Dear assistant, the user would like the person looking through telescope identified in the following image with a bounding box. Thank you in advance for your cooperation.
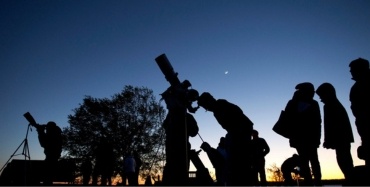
[23,112,63,185]
[34,121,63,185]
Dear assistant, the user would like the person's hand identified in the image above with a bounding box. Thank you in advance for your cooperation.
[33,124,46,132]
[200,142,210,151]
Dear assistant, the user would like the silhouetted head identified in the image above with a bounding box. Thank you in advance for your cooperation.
[350,58,369,69]
[46,121,57,128]
[252,129,259,139]
[316,83,336,104]
[292,154,299,162]
[46,121,61,135]
[349,58,370,81]
[197,92,216,111]
[295,82,315,100]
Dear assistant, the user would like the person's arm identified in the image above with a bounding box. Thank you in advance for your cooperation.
[37,128,47,148]
[263,138,270,156]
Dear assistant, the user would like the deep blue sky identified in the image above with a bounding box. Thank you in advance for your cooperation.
[1,0,370,180]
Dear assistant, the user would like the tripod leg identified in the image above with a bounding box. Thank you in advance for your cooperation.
[0,139,26,173]
[22,139,31,160]
[0,123,33,185]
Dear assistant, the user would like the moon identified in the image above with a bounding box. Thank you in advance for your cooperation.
[225,71,228,75]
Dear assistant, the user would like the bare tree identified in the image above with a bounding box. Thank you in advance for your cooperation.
[266,163,283,182]
[266,163,302,185]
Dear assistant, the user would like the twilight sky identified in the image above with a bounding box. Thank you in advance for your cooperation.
[1,0,370,180]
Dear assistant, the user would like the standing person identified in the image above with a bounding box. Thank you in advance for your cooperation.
[34,121,63,185]
[197,92,254,186]
[284,82,322,186]
[162,112,199,186]
[81,158,93,185]
[348,58,370,167]
[162,112,199,185]
[316,83,354,184]
[133,151,142,185]
[123,153,136,186]
[92,138,114,186]
[251,129,270,186]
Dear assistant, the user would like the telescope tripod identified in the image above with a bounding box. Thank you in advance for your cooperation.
[0,124,32,174]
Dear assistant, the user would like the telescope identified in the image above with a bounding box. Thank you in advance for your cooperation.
[155,54,181,87]
[155,54,199,113]
[23,112,37,126]
[23,112,45,129]
[155,54,202,185]
[155,54,193,90]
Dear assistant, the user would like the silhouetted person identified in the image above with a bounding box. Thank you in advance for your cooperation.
[162,112,199,185]
[133,151,142,186]
[35,121,63,185]
[281,154,301,186]
[316,83,354,184]
[251,129,270,186]
[349,58,370,167]
[145,175,152,185]
[197,92,254,186]
[123,153,136,186]
[284,82,322,186]
[81,158,93,185]
[216,137,227,185]
[200,141,226,186]
[159,74,199,186]
[92,139,114,186]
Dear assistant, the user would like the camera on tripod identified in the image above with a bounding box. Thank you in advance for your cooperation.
[155,54,199,113]
[23,112,46,130]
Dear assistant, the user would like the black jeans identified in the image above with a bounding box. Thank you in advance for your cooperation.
[296,146,322,186]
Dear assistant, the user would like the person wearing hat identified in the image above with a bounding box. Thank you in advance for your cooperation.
[316,82,354,184]
[349,58,370,168]
[284,82,322,186]
[197,92,254,186]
